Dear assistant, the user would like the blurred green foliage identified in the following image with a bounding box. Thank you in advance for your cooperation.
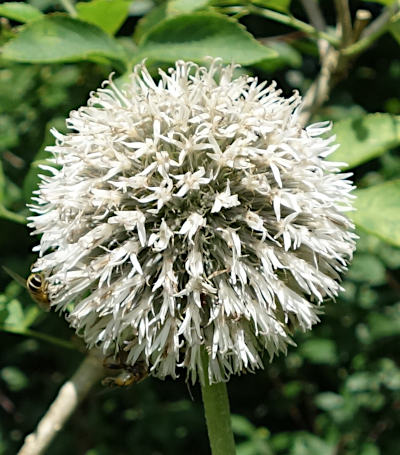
[1,1,400,454]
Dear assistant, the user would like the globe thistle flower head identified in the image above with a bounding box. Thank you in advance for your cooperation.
[29,59,356,384]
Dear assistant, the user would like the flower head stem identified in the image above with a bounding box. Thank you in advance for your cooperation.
[201,350,236,455]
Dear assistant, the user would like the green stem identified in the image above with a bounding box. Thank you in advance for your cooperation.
[0,325,77,350]
[224,4,339,46]
[200,351,236,455]
[342,3,400,56]
[0,205,26,224]
[342,22,392,56]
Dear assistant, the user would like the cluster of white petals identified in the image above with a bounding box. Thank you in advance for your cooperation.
[29,59,356,383]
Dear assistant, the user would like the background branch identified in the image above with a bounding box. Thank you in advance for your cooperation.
[300,1,398,125]
[301,0,326,31]
[298,0,338,125]
[246,4,339,46]
[352,10,372,43]
[301,0,329,56]
[18,353,104,455]
[334,0,353,46]
[298,48,339,127]
[360,1,399,39]
[343,1,400,56]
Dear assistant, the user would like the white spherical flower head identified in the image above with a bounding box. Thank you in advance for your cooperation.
[29,59,356,384]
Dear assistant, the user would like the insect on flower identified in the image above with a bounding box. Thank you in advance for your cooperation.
[102,354,148,388]
[3,266,51,311]
[26,272,50,311]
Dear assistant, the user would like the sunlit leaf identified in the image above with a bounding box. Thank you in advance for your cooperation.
[231,415,255,437]
[315,392,344,411]
[252,0,291,12]
[291,432,335,455]
[345,372,378,392]
[299,339,338,365]
[378,358,400,391]
[0,2,43,23]
[135,12,277,65]
[329,114,400,168]
[254,40,301,73]
[2,15,127,64]
[167,0,210,15]
[76,0,130,35]
[368,0,396,5]
[4,299,25,330]
[133,3,168,43]
[351,180,400,246]
[347,254,386,286]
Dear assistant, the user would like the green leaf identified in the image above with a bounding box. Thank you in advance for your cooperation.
[283,381,303,398]
[76,0,130,35]
[133,3,168,44]
[351,180,400,246]
[2,15,127,65]
[346,372,378,392]
[299,339,338,365]
[329,114,400,169]
[271,433,291,452]
[231,415,255,438]
[368,0,396,5]
[135,12,277,65]
[255,41,301,73]
[134,0,211,44]
[23,117,66,203]
[252,0,291,13]
[315,392,344,411]
[167,0,210,15]
[22,305,41,330]
[291,432,334,455]
[390,17,400,45]
[360,443,380,455]
[4,299,25,330]
[0,160,5,203]
[347,254,386,286]
[0,2,43,23]
[378,358,400,391]
[1,366,28,391]
[368,309,400,340]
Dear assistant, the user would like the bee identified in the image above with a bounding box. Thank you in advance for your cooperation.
[102,354,148,388]
[3,266,51,311]
[26,272,50,311]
